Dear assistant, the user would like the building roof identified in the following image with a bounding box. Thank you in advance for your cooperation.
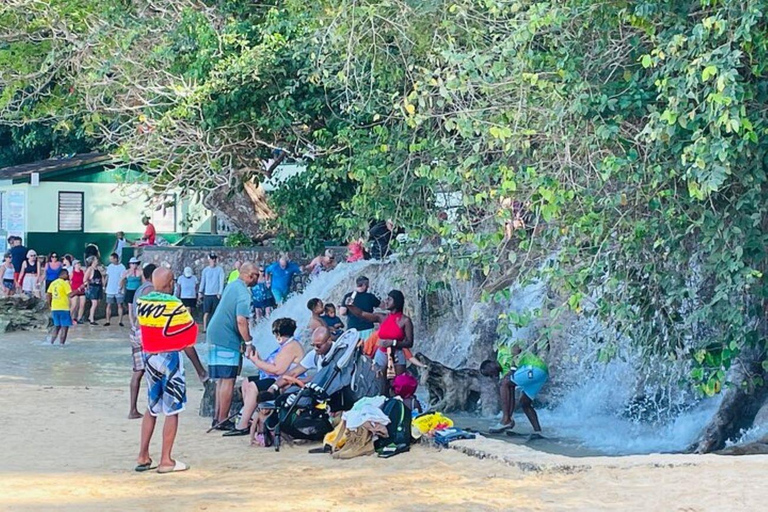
[0,152,112,181]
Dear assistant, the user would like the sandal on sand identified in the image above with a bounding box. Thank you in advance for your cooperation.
[134,460,156,472]
[157,460,189,474]
[489,423,514,434]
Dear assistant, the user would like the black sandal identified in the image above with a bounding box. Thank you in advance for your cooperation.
[134,459,156,472]
[222,428,250,437]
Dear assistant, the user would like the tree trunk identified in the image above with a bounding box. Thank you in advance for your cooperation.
[204,176,276,242]
[692,348,768,453]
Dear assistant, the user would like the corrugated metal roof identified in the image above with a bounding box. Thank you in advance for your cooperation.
[0,152,111,181]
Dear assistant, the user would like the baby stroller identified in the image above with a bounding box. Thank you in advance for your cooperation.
[268,329,379,451]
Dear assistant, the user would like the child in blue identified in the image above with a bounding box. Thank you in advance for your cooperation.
[320,303,344,337]
[251,268,275,322]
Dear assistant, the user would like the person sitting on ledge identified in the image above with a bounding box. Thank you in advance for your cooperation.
[480,344,548,438]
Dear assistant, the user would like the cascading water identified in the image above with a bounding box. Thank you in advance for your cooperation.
[245,260,378,366]
[237,258,720,455]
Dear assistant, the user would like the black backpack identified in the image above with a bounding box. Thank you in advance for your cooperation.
[375,398,412,450]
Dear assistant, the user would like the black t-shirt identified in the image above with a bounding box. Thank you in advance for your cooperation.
[342,291,381,331]
[10,245,26,272]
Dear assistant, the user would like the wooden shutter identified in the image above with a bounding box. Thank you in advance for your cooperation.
[58,192,84,231]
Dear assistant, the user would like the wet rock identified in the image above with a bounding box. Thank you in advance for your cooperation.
[715,433,768,455]
[0,295,49,332]
[693,348,768,453]
[414,353,500,415]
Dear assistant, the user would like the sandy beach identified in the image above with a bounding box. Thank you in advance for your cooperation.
[0,330,766,511]
[0,380,766,512]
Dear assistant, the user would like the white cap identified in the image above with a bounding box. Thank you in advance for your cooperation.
[183,266,193,277]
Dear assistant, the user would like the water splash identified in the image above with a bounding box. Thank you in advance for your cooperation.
[246,260,377,361]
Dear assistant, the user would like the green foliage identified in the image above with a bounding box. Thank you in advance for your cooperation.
[3,0,768,397]
[223,232,252,248]
[267,161,356,254]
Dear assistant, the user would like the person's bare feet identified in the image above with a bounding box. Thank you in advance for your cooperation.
[128,411,143,420]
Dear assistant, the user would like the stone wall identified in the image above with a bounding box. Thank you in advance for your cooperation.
[136,245,347,278]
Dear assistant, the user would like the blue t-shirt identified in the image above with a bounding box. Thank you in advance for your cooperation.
[206,279,252,350]
[10,245,27,273]
[265,261,301,294]
[321,314,344,330]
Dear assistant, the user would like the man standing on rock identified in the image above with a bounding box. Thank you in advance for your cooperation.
[339,275,381,342]
[264,255,302,305]
[207,262,259,431]
[135,267,207,474]
[199,253,224,333]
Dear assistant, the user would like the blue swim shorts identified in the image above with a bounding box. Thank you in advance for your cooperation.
[51,310,73,327]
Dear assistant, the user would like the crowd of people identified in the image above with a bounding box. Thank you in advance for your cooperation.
[124,250,430,473]
[5,219,548,473]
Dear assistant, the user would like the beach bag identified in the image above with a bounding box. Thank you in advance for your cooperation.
[323,420,348,452]
[374,398,412,450]
[278,404,333,441]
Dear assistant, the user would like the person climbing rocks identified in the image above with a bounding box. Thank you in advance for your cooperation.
[264,255,302,304]
[480,344,548,438]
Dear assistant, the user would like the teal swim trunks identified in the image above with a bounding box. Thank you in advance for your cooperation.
[510,352,548,399]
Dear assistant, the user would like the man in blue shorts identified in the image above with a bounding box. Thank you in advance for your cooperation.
[207,262,259,430]
[480,345,548,437]
[135,267,207,474]
[264,255,301,304]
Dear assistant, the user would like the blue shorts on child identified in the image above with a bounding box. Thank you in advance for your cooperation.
[52,310,73,327]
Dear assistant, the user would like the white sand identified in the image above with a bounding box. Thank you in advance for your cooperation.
[0,382,766,511]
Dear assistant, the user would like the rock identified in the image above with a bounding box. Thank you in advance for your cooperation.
[0,295,50,332]
[414,352,500,415]
[199,379,244,419]
[692,348,768,453]
[715,433,768,455]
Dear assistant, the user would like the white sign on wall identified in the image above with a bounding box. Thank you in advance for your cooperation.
[6,189,26,239]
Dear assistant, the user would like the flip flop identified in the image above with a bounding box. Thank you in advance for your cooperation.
[489,423,514,434]
[134,460,156,472]
[157,460,189,474]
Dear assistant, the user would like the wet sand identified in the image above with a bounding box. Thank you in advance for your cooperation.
[1,328,767,511]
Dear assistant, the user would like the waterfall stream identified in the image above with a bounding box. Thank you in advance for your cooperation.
[244,260,720,455]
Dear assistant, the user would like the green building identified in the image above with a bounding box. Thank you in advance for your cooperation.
[0,153,213,260]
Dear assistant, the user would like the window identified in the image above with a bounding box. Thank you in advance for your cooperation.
[151,194,176,233]
[58,191,84,232]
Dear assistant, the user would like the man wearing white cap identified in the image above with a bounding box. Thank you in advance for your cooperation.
[176,266,199,317]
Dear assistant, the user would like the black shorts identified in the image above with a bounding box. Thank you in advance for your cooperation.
[124,289,137,304]
[247,377,278,401]
[181,298,197,309]
[203,295,220,314]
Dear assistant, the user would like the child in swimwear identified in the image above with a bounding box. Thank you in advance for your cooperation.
[480,344,547,436]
